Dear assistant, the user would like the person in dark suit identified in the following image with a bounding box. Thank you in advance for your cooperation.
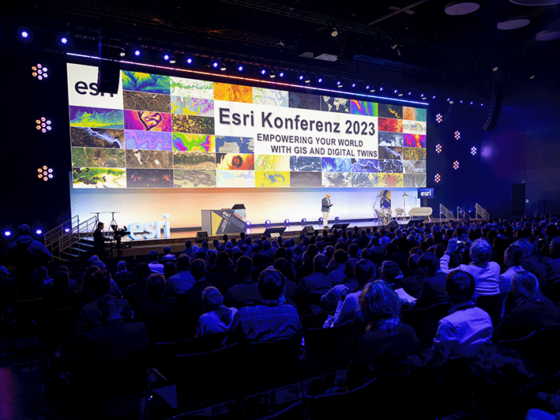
[294,254,332,297]
[181,240,194,258]
[74,271,133,342]
[181,259,212,311]
[134,274,180,321]
[321,194,333,229]
[42,271,77,310]
[399,254,427,299]
[123,263,152,308]
[209,252,241,295]
[494,271,560,341]
[83,294,149,357]
[92,222,110,258]
[225,256,261,307]
[415,252,448,308]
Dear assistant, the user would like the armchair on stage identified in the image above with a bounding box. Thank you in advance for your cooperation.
[408,207,433,221]
[201,205,247,236]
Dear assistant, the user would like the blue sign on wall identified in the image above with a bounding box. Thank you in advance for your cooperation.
[418,188,434,198]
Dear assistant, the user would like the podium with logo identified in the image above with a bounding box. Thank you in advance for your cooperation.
[201,204,246,235]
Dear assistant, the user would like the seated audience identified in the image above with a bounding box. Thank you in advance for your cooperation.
[163,262,176,279]
[224,269,301,345]
[391,237,412,277]
[499,244,525,293]
[432,270,493,358]
[113,261,135,283]
[181,240,193,257]
[398,254,427,298]
[167,254,195,295]
[415,252,448,308]
[74,270,133,342]
[196,287,237,335]
[294,254,332,297]
[209,252,241,295]
[273,258,297,297]
[181,259,211,310]
[133,274,180,321]
[328,249,348,285]
[225,256,261,307]
[544,236,560,285]
[161,246,176,263]
[441,238,500,296]
[320,258,359,313]
[381,260,416,305]
[515,239,547,287]
[123,263,152,308]
[82,294,149,357]
[148,250,164,274]
[42,271,77,310]
[333,259,376,326]
[347,280,420,388]
[493,271,560,341]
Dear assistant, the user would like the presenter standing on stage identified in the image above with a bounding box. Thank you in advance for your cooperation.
[321,194,333,229]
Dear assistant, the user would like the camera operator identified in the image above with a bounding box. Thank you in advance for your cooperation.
[93,223,110,258]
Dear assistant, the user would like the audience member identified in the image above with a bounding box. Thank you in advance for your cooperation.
[441,238,500,296]
[167,255,195,295]
[273,258,297,297]
[181,259,211,310]
[398,254,427,298]
[381,260,416,305]
[224,269,301,345]
[333,259,376,326]
[499,244,525,293]
[113,261,135,283]
[42,272,77,310]
[181,240,193,257]
[294,254,332,297]
[161,246,176,263]
[493,271,560,341]
[347,280,420,388]
[209,252,241,295]
[320,258,359,313]
[432,270,493,358]
[148,250,164,274]
[163,262,177,279]
[415,252,448,308]
[225,256,261,307]
[328,249,348,285]
[2,224,52,289]
[123,263,152,308]
[133,274,180,321]
[544,236,560,285]
[196,287,237,335]
[515,239,547,287]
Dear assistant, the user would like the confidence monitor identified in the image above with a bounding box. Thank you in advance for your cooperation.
[232,204,246,209]
[263,227,286,238]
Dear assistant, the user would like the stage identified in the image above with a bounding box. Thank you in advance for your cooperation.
[101,217,480,258]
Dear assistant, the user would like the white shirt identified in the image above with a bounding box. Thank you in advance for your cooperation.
[498,265,524,294]
[196,307,238,335]
[440,254,501,296]
[433,301,493,358]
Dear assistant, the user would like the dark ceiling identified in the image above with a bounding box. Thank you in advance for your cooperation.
[4,0,560,98]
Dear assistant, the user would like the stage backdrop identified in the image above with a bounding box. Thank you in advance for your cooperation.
[66,63,426,228]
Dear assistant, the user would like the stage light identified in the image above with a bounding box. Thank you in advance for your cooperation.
[261,69,266,75]
[493,65,499,72]
[119,47,126,57]
[331,27,338,38]
[481,103,484,107]
[169,55,176,64]
[436,144,442,153]
[302,218,307,223]
[269,71,276,79]
[370,87,376,92]
[394,89,398,94]
[398,93,403,97]
[305,77,311,84]
[238,65,244,71]
[435,174,441,183]
[246,221,252,227]
[38,165,53,181]
[299,75,304,81]
[379,87,383,91]
[453,161,460,170]
[163,54,170,61]
[432,95,436,99]
[284,219,290,225]
[212,61,219,68]
[36,229,43,235]
[32,64,48,80]
[4,231,11,237]
[470,101,474,105]
[366,85,370,90]
[352,83,356,88]
[134,49,141,56]
[21,30,29,39]
[265,220,271,225]
[186,57,193,64]
[335,217,340,221]
[64,228,70,233]
[337,81,343,88]
[447,98,451,102]
[530,74,535,80]
[279,72,284,77]
[36,117,52,133]
[319,217,323,223]
[60,37,68,45]
[471,146,477,155]
[460,100,463,104]
[408,92,412,96]
[318,78,323,83]
[454,131,461,140]
[436,114,443,123]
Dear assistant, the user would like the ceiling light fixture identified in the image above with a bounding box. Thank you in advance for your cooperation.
[444,1,481,16]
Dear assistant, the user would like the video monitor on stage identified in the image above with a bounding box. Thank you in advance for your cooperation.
[67,63,426,189]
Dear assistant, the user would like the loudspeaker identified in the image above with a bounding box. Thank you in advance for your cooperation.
[387,221,399,229]
[512,183,525,216]
[331,223,350,230]
[301,226,314,236]
[97,29,121,94]
[263,227,286,238]
[195,231,209,243]
[482,93,503,131]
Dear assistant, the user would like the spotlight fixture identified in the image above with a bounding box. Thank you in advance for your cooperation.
[238,65,244,71]
[64,228,70,233]
[481,103,484,106]
[398,93,404,97]
[470,101,474,105]
[35,117,53,133]
[134,49,141,56]
[37,165,54,181]
[460,100,464,104]
[454,131,461,140]
[163,54,170,61]
[529,74,535,79]
[370,87,376,92]
[186,57,193,64]
[436,114,443,123]
[299,75,304,81]
[319,217,323,223]
[444,1,481,16]
[265,220,271,225]
[260,69,267,75]
[4,231,11,237]
[318,78,323,83]
[432,95,436,99]
[219,62,227,71]
[453,161,460,170]
[119,47,126,57]
[31,64,48,80]
[435,174,441,183]
[408,92,412,96]
[331,27,339,38]
[269,71,276,78]
[246,221,252,227]
[436,144,442,153]
[471,146,477,155]
[394,89,398,94]
[279,72,284,77]
[366,85,370,90]
[305,77,311,84]
[337,81,343,88]
[493,65,499,72]
[169,56,176,64]
[60,36,68,45]
[449,100,454,104]
[212,61,219,68]
[379,87,383,91]
[301,218,307,223]
[36,229,43,235]
[21,30,30,39]
[284,219,290,225]
[352,83,356,88]
[335,217,340,221]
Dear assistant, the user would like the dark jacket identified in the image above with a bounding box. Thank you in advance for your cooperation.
[209,265,240,295]
[84,320,149,356]
[180,278,212,311]
[134,297,181,321]
[123,277,150,308]
[399,269,427,299]
[415,272,448,309]
[2,235,52,288]
[74,297,133,342]
[225,277,261,308]
[294,272,333,297]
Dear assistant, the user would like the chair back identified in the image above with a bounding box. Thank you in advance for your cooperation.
[174,344,240,409]
[302,313,329,331]
[475,292,507,326]
[242,334,302,394]
[499,327,560,372]
[307,378,378,418]
[543,281,560,306]
[401,303,449,348]
[375,209,387,220]
[11,298,43,336]
[304,321,353,377]
[183,309,205,338]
